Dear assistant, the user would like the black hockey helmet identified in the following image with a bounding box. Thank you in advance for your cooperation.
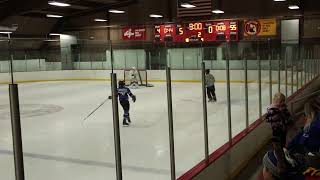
[118,80,125,87]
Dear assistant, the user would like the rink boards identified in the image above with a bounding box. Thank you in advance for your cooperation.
[0,69,300,85]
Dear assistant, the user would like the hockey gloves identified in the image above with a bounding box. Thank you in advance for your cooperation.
[132,95,136,103]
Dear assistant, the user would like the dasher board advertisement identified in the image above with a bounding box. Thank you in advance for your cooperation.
[244,19,277,37]
[122,26,146,40]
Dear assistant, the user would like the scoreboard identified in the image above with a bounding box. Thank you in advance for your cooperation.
[154,21,238,43]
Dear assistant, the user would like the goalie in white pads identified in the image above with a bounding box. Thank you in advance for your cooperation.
[129,67,139,88]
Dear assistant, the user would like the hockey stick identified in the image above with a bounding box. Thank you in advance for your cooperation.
[83,98,109,122]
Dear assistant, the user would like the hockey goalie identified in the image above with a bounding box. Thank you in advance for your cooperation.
[129,67,139,89]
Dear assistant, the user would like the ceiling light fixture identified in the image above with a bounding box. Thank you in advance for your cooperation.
[181,3,196,8]
[288,5,300,9]
[0,31,12,34]
[48,1,70,7]
[49,33,62,36]
[47,14,63,18]
[108,9,125,14]
[44,39,59,42]
[212,9,224,14]
[94,18,108,22]
[149,14,163,18]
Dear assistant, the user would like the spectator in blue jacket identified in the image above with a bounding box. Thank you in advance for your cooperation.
[287,97,320,154]
[263,97,320,180]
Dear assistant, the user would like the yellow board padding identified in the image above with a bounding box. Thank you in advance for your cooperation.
[0,78,110,85]
[0,78,298,86]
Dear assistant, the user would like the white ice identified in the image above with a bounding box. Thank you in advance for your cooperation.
[0,80,294,180]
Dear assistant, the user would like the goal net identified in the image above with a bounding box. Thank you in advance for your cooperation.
[123,69,153,87]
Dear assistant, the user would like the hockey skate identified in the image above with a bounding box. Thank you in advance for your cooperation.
[123,118,129,127]
[213,96,217,102]
[127,117,131,123]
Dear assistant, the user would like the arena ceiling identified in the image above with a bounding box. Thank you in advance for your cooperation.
[0,0,319,37]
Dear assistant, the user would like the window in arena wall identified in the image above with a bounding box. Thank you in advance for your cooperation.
[203,47,217,61]
[222,43,244,60]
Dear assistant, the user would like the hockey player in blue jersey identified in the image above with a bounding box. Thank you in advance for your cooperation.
[118,80,136,126]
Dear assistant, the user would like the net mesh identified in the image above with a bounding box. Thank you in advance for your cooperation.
[123,69,148,86]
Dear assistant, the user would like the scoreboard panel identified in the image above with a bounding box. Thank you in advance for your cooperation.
[154,21,238,43]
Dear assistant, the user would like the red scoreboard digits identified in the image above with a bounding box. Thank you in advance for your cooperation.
[154,20,238,43]
[154,24,176,42]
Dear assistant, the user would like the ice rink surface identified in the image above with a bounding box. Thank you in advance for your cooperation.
[0,80,289,180]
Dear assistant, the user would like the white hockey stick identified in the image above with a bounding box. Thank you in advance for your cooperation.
[83,98,109,122]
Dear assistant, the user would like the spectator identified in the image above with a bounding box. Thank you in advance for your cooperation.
[266,92,293,147]
[287,97,320,154]
[263,96,320,180]
[265,92,293,174]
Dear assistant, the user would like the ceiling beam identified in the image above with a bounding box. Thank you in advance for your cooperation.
[0,0,48,22]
